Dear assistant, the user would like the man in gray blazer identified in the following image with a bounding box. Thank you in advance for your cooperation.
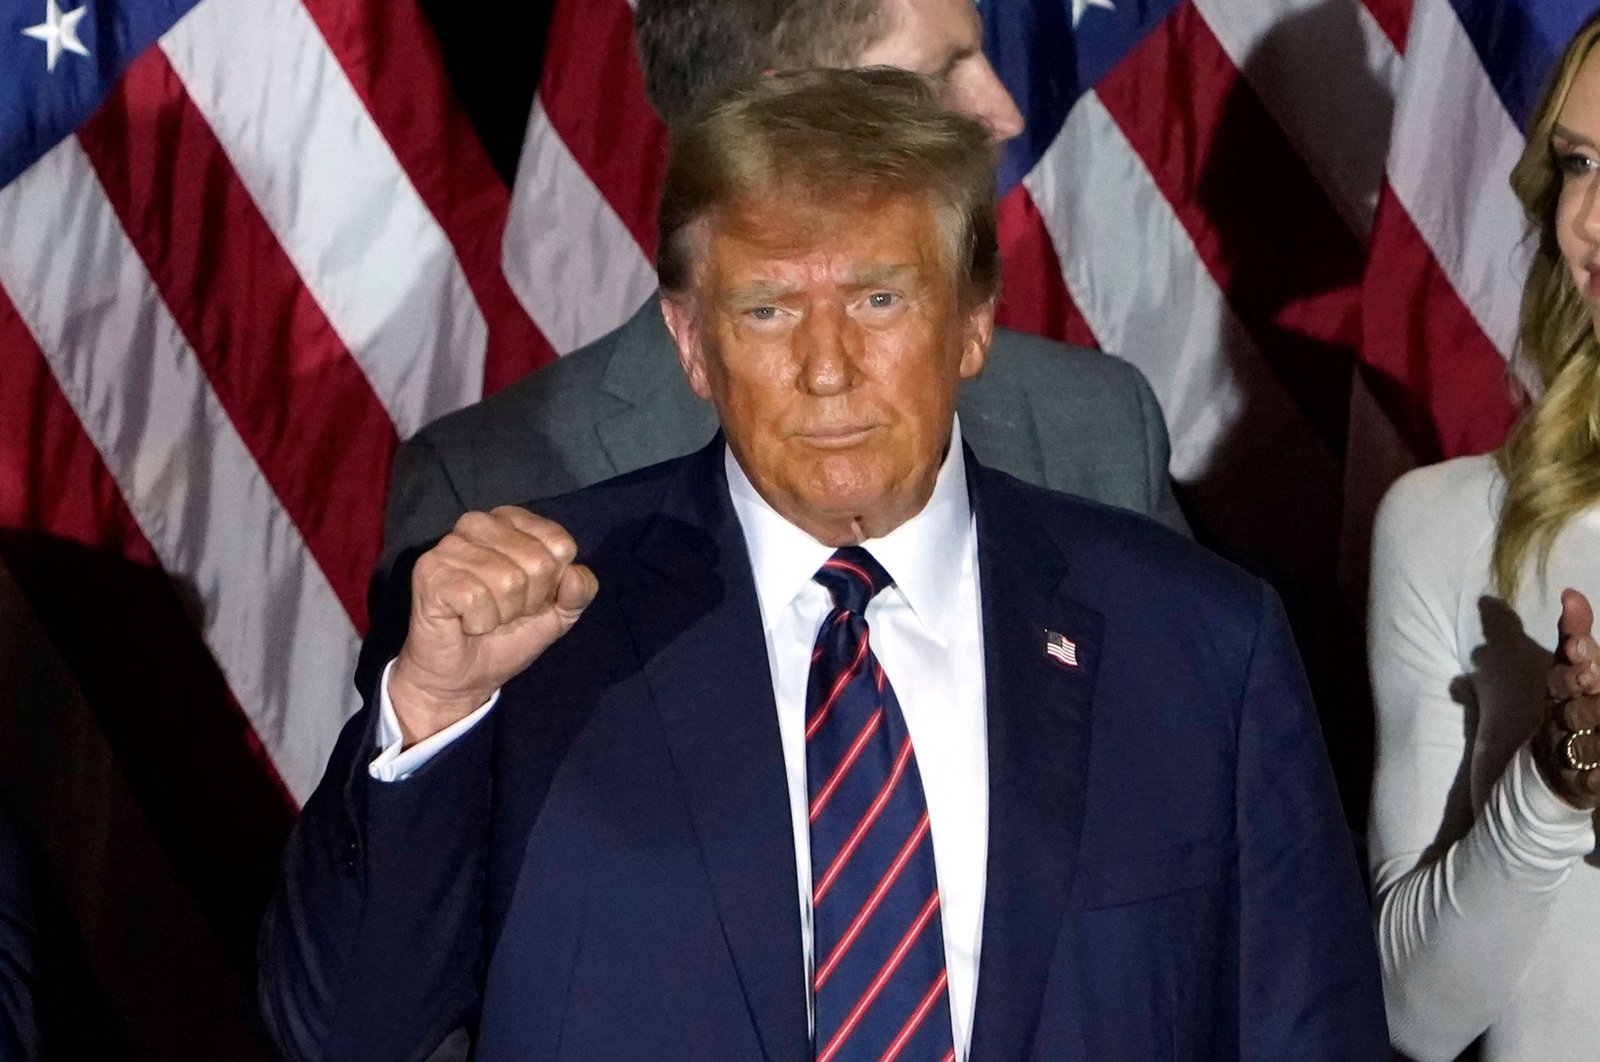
[382,0,1186,573]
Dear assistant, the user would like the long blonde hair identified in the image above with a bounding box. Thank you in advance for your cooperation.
[1495,13,1600,598]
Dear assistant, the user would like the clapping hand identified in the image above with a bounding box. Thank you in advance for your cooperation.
[1536,588,1600,809]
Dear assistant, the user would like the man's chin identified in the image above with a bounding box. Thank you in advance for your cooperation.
[792,483,923,543]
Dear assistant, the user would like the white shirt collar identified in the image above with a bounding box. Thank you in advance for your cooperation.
[726,419,975,643]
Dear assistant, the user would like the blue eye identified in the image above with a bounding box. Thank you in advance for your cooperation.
[867,292,897,309]
[748,306,777,321]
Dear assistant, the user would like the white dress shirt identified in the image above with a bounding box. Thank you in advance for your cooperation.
[726,428,989,1059]
[372,425,989,1058]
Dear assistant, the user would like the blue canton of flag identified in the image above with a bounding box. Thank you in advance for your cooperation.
[1448,0,1596,128]
[983,0,1183,193]
[1,0,199,188]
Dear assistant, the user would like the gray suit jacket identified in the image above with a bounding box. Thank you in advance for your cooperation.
[382,300,1185,572]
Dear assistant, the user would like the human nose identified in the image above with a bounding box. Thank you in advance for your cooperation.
[1581,176,1600,242]
[794,305,859,396]
[967,57,1024,143]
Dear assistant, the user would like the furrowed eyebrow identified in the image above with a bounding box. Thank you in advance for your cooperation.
[848,264,919,288]
[723,281,798,304]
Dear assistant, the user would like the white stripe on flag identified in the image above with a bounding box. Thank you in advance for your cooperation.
[0,139,360,804]
[502,103,660,355]
[1384,0,1534,387]
[1026,91,1340,486]
[159,0,486,436]
[1192,0,1402,237]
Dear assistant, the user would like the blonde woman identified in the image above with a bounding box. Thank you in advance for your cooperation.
[1369,14,1600,1061]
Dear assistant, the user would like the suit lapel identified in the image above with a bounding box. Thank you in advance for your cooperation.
[965,458,1102,1062]
[610,442,1099,1061]
[617,442,811,1062]
[594,299,719,474]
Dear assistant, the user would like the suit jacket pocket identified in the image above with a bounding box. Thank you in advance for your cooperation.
[1076,839,1230,910]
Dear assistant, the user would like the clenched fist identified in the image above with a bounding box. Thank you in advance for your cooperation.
[388,507,598,746]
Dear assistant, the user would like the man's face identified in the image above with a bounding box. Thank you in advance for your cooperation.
[662,190,993,545]
[855,0,1024,142]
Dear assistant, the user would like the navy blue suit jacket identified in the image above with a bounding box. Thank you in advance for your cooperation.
[0,812,36,1062]
[260,440,1386,1061]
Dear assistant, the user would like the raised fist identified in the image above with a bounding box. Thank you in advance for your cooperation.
[387,507,598,745]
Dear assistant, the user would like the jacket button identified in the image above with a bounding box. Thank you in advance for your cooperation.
[340,836,359,878]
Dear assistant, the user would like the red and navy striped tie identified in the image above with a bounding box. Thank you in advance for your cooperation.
[806,547,955,1062]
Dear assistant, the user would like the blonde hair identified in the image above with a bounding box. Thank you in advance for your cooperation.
[655,67,1000,308]
[1494,13,1600,598]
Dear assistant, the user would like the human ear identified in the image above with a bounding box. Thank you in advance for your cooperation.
[661,295,714,400]
[958,299,995,379]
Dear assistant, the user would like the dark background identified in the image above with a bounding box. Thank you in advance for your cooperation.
[421,0,554,186]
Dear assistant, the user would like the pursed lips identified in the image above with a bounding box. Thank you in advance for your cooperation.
[792,423,883,447]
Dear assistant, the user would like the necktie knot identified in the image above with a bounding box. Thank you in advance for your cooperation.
[814,546,893,615]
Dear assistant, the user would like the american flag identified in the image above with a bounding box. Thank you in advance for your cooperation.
[0,0,1577,1051]
[1044,630,1079,668]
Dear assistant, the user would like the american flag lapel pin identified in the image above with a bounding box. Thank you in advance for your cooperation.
[1044,629,1078,668]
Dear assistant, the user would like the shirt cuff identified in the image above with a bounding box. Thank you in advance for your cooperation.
[1498,743,1596,865]
[369,659,499,783]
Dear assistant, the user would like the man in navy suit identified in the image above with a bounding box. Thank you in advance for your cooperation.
[260,69,1385,1061]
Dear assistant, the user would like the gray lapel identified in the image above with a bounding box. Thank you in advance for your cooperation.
[594,299,719,475]
[958,329,1051,488]
[962,328,1125,498]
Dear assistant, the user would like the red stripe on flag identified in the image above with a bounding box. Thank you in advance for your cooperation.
[995,186,1099,350]
[1360,0,1411,55]
[1360,185,1521,460]
[77,49,394,631]
[0,309,151,563]
[540,0,670,261]
[1097,3,1367,455]
[0,284,297,974]
[300,0,557,393]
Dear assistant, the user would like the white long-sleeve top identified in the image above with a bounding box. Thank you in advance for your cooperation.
[1369,454,1599,1062]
